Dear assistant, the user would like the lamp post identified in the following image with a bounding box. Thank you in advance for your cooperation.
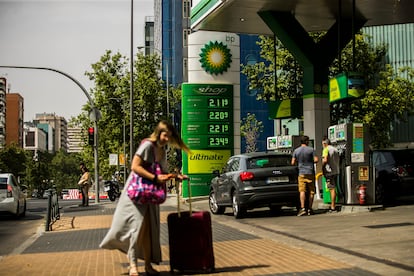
[137,46,169,119]
[129,0,135,163]
[0,65,101,203]
[109,97,127,185]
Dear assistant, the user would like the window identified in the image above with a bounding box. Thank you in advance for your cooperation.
[183,0,191,18]
[183,29,191,46]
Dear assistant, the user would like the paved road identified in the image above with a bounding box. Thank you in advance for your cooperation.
[190,198,414,275]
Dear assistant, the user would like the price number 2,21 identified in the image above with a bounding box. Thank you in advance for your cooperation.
[209,124,229,133]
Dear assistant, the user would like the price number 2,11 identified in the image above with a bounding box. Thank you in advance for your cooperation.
[208,98,229,108]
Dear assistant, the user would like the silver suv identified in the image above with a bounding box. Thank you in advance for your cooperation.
[0,173,27,217]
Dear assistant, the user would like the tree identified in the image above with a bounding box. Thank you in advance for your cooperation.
[240,33,414,148]
[240,113,264,153]
[352,65,414,148]
[49,150,83,192]
[0,143,27,177]
[75,50,171,179]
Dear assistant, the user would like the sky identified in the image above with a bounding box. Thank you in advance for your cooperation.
[0,0,153,122]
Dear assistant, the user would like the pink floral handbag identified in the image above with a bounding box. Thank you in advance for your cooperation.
[126,141,167,204]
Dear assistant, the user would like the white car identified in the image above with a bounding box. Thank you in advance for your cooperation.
[0,173,27,217]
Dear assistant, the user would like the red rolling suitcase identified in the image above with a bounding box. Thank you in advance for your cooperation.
[167,178,215,274]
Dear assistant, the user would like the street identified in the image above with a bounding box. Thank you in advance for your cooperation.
[0,198,86,257]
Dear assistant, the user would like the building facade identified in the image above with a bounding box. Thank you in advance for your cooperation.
[33,113,68,152]
[5,92,24,147]
[0,77,6,148]
[23,125,47,153]
[67,126,83,153]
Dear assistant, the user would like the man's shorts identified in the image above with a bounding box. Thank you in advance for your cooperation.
[325,174,338,189]
[298,174,315,194]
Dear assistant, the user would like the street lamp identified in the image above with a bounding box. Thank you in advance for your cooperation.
[109,97,127,185]
[137,46,170,119]
[130,0,134,163]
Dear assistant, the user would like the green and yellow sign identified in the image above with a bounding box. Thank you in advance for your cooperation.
[181,83,234,196]
[268,99,303,119]
[329,72,365,103]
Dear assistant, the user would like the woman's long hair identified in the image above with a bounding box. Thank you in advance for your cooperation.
[148,120,190,153]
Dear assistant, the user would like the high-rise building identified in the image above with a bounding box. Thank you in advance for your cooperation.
[5,92,24,148]
[154,0,191,87]
[33,113,68,152]
[67,126,83,153]
[0,77,6,148]
[23,123,47,153]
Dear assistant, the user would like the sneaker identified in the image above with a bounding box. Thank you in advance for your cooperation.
[327,208,337,213]
[297,208,307,216]
[307,209,314,216]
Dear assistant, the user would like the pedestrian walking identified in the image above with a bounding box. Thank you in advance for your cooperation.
[291,135,318,216]
[322,138,340,213]
[99,120,190,276]
[77,162,91,207]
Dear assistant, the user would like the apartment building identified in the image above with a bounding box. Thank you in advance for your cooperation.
[5,92,24,148]
[67,126,83,153]
[33,113,68,152]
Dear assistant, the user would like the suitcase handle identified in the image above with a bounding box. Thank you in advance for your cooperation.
[175,176,191,217]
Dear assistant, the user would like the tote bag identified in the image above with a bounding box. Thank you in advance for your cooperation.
[126,142,167,204]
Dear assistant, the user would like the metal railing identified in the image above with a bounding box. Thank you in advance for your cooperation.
[45,189,60,231]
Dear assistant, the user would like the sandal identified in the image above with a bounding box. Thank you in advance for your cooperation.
[145,264,160,276]
[129,264,138,276]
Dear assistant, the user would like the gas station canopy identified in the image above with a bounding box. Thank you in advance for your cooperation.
[191,0,414,35]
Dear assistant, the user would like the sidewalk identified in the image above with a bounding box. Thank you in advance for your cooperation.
[0,194,412,275]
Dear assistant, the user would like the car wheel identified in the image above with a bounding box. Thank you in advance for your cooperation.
[232,192,245,219]
[375,181,385,205]
[20,200,26,217]
[108,191,116,202]
[269,205,282,215]
[209,190,225,215]
[14,202,20,219]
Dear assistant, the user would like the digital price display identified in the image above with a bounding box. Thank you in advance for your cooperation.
[183,122,231,135]
[182,83,234,150]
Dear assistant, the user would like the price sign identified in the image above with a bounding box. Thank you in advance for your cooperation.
[182,83,233,149]
[181,83,234,197]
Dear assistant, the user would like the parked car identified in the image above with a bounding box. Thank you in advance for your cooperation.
[209,151,299,219]
[372,148,414,204]
[0,173,27,217]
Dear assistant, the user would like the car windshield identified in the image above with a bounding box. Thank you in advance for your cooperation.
[247,156,291,169]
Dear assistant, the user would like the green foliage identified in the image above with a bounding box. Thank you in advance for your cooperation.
[74,49,181,178]
[241,32,414,148]
[352,65,414,148]
[240,113,264,153]
[0,143,27,177]
[49,150,83,191]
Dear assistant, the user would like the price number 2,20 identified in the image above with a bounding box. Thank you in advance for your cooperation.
[208,111,229,120]
[209,137,229,147]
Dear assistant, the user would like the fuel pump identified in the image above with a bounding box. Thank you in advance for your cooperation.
[327,123,373,205]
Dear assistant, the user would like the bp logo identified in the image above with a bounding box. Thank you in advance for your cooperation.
[199,41,232,75]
